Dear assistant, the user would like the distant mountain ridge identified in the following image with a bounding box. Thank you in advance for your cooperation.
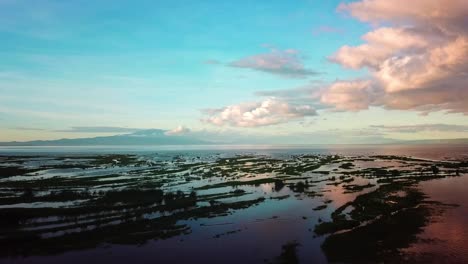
[0,129,467,146]
[0,129,211,146]
[400,138,468,145]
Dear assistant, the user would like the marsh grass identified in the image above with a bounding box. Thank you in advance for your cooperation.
[0,153,465,261]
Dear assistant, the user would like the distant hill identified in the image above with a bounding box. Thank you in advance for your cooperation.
[400,138,468,145]
[1,129,467,146]
[0,129,211,146]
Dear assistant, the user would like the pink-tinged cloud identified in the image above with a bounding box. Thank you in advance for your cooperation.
[330,27,433,69]
[229,49,319,78]
[202,98,317,127]
[337,0,468,30]
[320,80,382,111]
[323,0,468,114]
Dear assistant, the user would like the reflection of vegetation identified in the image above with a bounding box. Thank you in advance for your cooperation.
[315,183,424,235]
[91,154,143,166]
[278,241,300,264]
[213,229,242,238]
[0,196,265,257]
[370,155,427,162]
[268,241,300,264]
[270,195,290,200]
[339,162,354,169]
[315,163,462,262]
[313,204,327,211]
[290,181,310,193]
[322,205,429,262]
[342,183,375,193]
[1,189,95,206]
[196,178,282,190]
[0,153,465,261]
[100,189,164,205]
[0,166,41,178]
[274,179,285,191]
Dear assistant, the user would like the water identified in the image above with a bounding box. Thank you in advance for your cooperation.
[0,144,467,263]
[1,144,467,160]
[403,175,468,263]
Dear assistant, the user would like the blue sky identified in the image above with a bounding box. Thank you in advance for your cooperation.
[1,0,467,143]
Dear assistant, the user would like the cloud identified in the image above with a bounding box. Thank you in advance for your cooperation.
[254,84,329,110]
[329,27,434,69]
[202,97,317,127]
[184,127,391,144]
[229,49,319,78]
[165,125,191,136]
[337,0,468,32]
[372,124,468,133]
[255,85,320,99]
[324,0,468,114]
[55,126,143,133]
[13,127,47,131]
[320,80,383,111]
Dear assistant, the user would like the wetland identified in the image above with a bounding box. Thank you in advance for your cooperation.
[0,145,467,263]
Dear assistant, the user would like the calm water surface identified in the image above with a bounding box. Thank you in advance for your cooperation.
[1,144,468,159]
[0,144,467,264]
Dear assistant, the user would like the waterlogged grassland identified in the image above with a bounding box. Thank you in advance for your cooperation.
[0,153,467,262]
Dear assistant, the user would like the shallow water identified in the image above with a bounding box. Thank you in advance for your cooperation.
[403,174,468,263]
[0,144,467,263]
[1,144,468,160]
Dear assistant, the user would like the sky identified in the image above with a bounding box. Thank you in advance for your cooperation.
[0,0,467,143]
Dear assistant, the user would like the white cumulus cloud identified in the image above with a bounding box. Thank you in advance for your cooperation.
[165,125,191,136]
[202,98,317,127]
